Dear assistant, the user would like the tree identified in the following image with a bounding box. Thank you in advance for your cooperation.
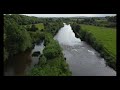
[106,16,116,23]
[5,21,32,56]
[30,24,38,31]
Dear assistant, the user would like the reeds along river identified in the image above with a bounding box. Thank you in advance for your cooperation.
[54,23,116,76]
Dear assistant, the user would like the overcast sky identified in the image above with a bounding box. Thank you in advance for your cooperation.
[21,14,116,17]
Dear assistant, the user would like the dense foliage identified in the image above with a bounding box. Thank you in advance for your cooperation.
[44,20,63,36]
[4,16,32,57]
[43,33,62,59]
[4,14,116,75]
[4,14,71,76]
[75,16,116,28]
[28,32,72,76]
[4,14,43,25]
[4,14,47,60]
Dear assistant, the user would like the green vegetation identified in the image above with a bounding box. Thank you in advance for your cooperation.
[35,23,44,30]
[24,23,44,31]
[44,21,63,36]
[29,30,45,44]
[4,14,43,25]
[81,24,116,56]
[29,56,71,76]
[4,14,71,76]
[75,16,116,28]
[4,14,116,75]
[43,33,62,59]
[4,14,46,61]
[72,24,116,70]
[4,17,32,57]
[28,32,72,76]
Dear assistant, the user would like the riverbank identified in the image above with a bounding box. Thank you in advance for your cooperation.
[4,14,71,76]
[28,33,72,76]
[61,42,116,76]
[72,24,116,70]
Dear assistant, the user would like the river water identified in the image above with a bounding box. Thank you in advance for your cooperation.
[61,42,116,76]
[54,23,116,76]
[4,41,45,76]
[4,23,116,76]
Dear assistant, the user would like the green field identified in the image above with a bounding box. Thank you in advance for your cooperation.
[24,23,44,30]
[35,23,44,30]
[80,24,116,68]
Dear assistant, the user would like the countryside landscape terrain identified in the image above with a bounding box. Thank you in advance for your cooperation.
[4,14,116,76]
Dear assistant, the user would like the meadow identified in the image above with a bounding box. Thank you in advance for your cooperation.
[34,23,44,30]
[24,23,44,30]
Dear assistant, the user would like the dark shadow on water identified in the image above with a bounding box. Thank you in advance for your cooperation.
[4,41,45,76]
[4,49,32,76]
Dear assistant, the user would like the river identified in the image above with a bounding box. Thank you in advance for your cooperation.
[4,41,45,76]
[4,23,116,76]
[61,42,116,76]
[54,23,116,76]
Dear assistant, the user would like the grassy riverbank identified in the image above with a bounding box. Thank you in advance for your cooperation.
[81,24,116,56]
[72,24,116,70]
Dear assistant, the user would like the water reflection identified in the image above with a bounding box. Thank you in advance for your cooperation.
[4,50,32,76]
[4,41,45,76]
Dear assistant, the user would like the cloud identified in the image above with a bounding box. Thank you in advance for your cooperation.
[21,14,116,17]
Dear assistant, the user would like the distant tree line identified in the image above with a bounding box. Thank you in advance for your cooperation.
[75,16,116,28]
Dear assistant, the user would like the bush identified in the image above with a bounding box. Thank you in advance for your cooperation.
[5,22,32,56]
[29,31,45,44]
[43,32,62,60]
[43,33,52,46]
[39,55,47,66]
[28,57,72,76]
[43,40,62,59]
[30,24,38,31]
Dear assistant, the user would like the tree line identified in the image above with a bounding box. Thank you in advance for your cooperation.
[75,16,116,28]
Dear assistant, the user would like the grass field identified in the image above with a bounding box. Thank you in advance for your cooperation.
[24,23,44,30]
[80,24,116,65]
[35,23,44,30]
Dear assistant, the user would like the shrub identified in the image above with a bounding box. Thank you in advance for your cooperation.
[43,41,62,59]
[39,55,47,66]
